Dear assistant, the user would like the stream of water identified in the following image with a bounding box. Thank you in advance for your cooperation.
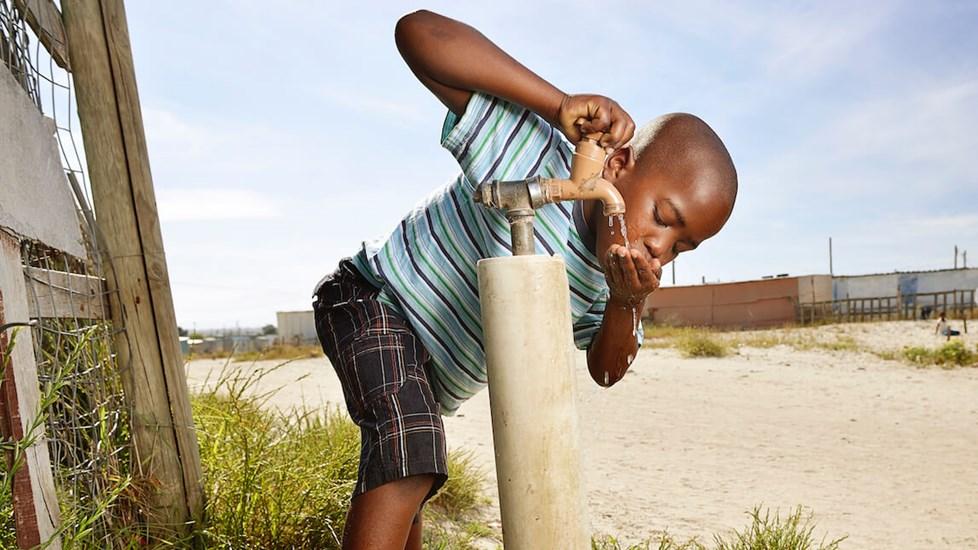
[611,214,641,349]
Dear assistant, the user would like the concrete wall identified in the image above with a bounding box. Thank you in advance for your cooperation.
[644,275,832,328]
[0,66,84,257]
[276,310,317,345]
[834,268,978,300]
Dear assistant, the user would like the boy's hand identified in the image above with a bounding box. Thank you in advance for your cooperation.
[605,244,661,306]
[555,94,635,150]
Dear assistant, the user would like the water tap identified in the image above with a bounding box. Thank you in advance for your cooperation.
[474,136,626,255]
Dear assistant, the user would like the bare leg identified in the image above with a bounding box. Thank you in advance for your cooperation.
[405,511,424,550]
[342,474,434,550]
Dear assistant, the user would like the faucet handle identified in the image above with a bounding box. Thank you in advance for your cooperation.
[570,137,607,184]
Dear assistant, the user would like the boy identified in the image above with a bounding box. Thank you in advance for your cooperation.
[313,10,738,549]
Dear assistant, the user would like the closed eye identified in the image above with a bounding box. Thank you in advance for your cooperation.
[653,206,668,228]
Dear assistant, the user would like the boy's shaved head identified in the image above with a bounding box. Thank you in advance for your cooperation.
[593,112,738,271]
[629,113,738,208]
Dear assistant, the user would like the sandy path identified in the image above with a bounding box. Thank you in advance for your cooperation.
[185,322,978,548]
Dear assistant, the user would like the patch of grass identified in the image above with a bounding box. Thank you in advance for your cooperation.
[902,341,977,368]
[192,394,358,547]
[731,332,859,353]
[231,344,323,362]
[676,332,730,358]
[713,506,846,550]
[902,346,933,365]
[593,533,706,549]
[190,344,324,362]
[424,449,497,549]
[645,326,860,357]
[191,364,494,549]
[594,506,845,550]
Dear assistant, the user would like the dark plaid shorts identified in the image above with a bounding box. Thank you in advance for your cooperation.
[312,260,448,502]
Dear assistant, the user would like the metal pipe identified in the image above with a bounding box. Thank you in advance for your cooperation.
[539,175,625,216]
[474,174,625,253]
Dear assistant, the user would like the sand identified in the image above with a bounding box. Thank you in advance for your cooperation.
[185,320,978,548]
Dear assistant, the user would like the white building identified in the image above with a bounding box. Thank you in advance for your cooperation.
[833,268,978,300]
[276,310,317,345]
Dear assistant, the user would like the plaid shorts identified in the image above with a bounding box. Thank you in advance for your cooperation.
[313,260,448,501]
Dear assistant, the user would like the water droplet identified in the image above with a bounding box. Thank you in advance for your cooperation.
[632,306,641,343]
[603,371,609,386]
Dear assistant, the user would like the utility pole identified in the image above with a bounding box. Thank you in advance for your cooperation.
[829,237,834,276]
[63,0,203,539]
[671,259,676,285]
[954,245,959,269]
[964,250,968,268]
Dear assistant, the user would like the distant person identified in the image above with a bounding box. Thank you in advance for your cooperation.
[935,312,960,341]
[311,10,738,549]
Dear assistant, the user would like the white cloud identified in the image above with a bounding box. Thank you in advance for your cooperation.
[157,188,280,222]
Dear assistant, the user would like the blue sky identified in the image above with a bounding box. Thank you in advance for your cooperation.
[123,1,978,329]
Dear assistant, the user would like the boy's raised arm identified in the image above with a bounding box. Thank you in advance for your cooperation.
[395,10,634,149]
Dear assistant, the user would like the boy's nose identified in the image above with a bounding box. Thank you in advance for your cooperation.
[643,236,675,263]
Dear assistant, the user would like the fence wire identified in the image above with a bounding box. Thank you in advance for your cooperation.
[1,0,141,547]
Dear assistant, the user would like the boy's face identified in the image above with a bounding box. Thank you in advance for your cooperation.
[596,149,734,271]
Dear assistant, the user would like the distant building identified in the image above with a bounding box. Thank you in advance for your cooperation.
[833,267,978,300]
[644,275,831,329]
[644,267,978,328]
[276,310,317,345]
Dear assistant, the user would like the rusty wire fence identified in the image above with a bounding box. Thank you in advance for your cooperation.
[2,0,141,546]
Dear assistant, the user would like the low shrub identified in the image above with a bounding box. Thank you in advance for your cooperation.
[902,341,977,368]
[933,340,976,367]
[593,505,844,550]
[714,506,845,550]
[677,332,730,358]
[191,364,493,549]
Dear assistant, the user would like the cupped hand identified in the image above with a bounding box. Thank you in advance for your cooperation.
[605,244,661,306]
[555,94,635,150]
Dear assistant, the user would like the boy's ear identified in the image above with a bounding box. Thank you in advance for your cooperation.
[602,146,635,182]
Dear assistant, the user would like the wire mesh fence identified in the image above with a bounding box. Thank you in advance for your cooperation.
[1,0,141,546]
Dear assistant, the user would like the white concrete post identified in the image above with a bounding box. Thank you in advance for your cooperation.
[478,255,590,549]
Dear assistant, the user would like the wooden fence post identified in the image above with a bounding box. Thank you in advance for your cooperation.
[61,0,203,538]
[0,233,62,549]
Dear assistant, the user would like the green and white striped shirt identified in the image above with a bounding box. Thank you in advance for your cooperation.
[350,92,638,414]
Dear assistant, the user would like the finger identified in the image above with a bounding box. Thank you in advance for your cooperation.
[633,252,658,288]
[563,115,585,143]
[621,249,641,290]
[605,247,622,287]
[602,106,634,149]
[581,102,612,136]
[648,257,663,281]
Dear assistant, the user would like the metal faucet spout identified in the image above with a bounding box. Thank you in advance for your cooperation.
[539,176,625,217]
[472,136,627,256]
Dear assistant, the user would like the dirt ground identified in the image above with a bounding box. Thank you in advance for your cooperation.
[185,320,978,548]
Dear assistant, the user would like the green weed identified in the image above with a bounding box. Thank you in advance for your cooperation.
[713,506,846,550]
[902,341,977,368]
[677,332,730,358]
[593,506,845,550]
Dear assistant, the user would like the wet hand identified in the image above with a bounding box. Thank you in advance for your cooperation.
[555,94,635,150]
[605,244,661,306]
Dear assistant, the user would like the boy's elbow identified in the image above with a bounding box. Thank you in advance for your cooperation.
[395,10,436,45]
[589,366,623,388]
